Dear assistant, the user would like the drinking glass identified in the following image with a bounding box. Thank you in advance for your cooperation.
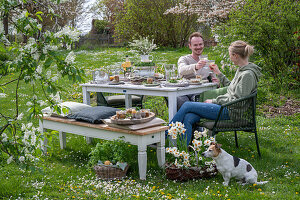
[94,69,109,84]
[199,55,208,61]
[164,64,176,81]
[208,60,215,66]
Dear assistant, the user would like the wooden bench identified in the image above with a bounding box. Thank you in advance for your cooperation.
[39,116,168,180]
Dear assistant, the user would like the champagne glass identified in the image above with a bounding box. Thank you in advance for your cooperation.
[208,60,215,66]
[199,55,208,61]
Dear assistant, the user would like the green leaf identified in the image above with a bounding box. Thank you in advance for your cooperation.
[44,58,53,68]
[36,15,43,22]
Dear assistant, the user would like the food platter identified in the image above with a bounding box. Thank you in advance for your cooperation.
[108,81,125,85]
[110,112,155,125]
[189,82,202,85]
[144,83,160,87]
[164,82,189,87]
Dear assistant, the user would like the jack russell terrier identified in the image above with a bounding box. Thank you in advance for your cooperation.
[202,143,268,186]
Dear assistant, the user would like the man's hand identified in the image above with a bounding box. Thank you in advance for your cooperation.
[204,99,213,103]
[195,60,207,70]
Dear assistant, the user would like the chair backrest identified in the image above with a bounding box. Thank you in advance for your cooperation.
[97,92,109,106]
[213,91,257,131]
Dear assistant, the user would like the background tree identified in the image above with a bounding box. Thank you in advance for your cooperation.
[96,0,125,35]
[214,0,299,88]
[0,0,84,36]
[113,0,198,47]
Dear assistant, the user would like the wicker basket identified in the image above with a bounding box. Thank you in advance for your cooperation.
[94,164,129,180]
[165,164,218,182]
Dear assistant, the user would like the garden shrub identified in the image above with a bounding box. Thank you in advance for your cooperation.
[214,0,300,89]
[94,19,110,34]
[88,138,138,168]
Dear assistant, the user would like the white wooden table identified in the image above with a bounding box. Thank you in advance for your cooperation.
[40,116,168,180]
[81,82,218,121]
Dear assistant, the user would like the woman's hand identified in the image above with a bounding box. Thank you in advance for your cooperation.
[209,64,221,75]
[204,99,213,103]
[195,60,207,70]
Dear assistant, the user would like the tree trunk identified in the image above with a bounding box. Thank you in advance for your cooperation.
[3,14,9,35]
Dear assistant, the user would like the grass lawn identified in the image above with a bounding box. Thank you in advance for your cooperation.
[0,47,299,199]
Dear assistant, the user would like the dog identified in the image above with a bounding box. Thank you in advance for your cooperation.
[202,143,268,186]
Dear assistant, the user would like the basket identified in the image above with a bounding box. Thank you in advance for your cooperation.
[94,164,129,180]
[165,164,218,182]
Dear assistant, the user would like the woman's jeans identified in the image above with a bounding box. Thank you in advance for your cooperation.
[168,101,230,146]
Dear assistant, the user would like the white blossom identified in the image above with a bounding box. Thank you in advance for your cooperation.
[46,70,52,79]
[204,139,211,146]
[2,133,8,142]
[37,24,42,30]
[51,75,59,82]
[7,156,13,164]
[36,65,42,74]
[31,134,37,146]
[19,156,25,162]
[0,93,7,98]
[24,24,31,30]
[0,34,10,45]
[27,122,33,129]
[65,51,76,64]
[24,76,31,81]
[37,100,46,106]
[21,10,28,18]
[129,37,157,55]
[17,113,24,120]
[54,26,81,42]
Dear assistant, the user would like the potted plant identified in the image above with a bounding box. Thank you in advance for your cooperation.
[165,122,218,182]
[129,36,158,62]
[88,137,136,180]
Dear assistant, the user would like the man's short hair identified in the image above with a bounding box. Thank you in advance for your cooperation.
[188,32,203,44]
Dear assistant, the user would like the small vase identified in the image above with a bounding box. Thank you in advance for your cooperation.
[140,55,153,62]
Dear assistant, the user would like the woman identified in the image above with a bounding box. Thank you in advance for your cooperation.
[169,40,262,145]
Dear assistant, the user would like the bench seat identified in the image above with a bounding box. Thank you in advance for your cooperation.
[40,116,168,180]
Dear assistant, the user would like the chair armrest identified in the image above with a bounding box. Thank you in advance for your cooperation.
[220,91,257,107]
[195,87,228,102]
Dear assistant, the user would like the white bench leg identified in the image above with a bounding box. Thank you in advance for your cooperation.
[86,137,93,144]
[59,131,66,149]
[42,137,48,154]
[156,131,165,167]
[39,119,48,154]
[138,145,147,180]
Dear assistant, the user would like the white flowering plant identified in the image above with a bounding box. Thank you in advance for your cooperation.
[0,5,84,170]
[129,36,158,55]
[166,122,216,170]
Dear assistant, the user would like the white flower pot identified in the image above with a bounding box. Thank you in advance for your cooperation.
[140,55,153,62]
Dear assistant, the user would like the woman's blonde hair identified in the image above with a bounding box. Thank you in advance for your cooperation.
[229,40,254,59]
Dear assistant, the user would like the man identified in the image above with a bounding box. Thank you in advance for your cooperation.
[176,32,219,109]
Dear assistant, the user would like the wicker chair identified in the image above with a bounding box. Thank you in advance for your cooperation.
[97,92,143,108]
[195,91,261,157]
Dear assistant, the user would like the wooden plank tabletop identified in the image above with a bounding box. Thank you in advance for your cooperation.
[42,116,168,136]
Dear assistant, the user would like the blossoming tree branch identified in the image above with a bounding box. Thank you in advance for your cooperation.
[0,0,84,169]
[164,0,241,25]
